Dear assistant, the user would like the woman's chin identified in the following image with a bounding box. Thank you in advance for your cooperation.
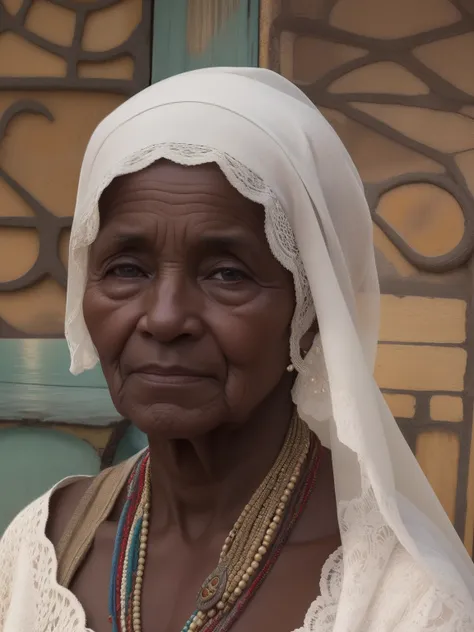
[126,401,226,440]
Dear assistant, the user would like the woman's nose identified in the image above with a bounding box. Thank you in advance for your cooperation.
[137,269,203,343]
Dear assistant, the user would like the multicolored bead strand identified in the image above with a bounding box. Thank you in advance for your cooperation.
[108,416,321,632]
[109,452,150,632]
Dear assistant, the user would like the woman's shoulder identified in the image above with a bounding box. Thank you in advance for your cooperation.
[1,475,91,551]
[0,477,92,597]
[3,452,142,555]
[0,475,93,632]
[46,477,94,547]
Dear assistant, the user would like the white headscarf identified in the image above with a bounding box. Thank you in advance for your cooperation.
[66,67,474,630]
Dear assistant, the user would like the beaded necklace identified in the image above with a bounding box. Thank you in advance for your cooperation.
[109,416,321,632]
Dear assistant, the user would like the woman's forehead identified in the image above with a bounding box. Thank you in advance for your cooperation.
[101,160,245,206]
[96,160,267,245]
[90,160,292,285]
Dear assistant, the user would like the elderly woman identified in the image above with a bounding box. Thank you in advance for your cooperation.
[0,68,473,632]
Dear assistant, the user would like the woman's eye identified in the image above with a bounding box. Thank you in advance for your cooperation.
[211,268,248,282]
[107,263,147,279]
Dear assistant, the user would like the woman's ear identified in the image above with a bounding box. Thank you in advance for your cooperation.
[300,320,319,356]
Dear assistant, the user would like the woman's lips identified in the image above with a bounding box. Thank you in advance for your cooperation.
[135,373,205,385]
[130,365,213,385]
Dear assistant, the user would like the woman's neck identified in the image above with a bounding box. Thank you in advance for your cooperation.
[146,386,294,540]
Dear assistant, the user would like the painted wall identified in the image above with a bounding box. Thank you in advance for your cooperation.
[1,0,474,561]
[0,0,259,533]
[260,0,474,555]
[0,0,152,532]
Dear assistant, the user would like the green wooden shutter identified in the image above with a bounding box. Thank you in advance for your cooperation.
[152,0,259,82]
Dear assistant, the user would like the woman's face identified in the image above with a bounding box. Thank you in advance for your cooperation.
[83,161,295,438]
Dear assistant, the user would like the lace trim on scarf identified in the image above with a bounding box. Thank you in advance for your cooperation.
[67,143,316,373]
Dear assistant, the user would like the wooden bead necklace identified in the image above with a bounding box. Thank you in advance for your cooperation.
[109,415,320,632]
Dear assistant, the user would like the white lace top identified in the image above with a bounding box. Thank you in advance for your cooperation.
[0,478,472,632]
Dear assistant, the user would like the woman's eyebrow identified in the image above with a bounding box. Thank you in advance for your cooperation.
[100,232,151,252]
[196,232,259,255]
[94,229,263,259]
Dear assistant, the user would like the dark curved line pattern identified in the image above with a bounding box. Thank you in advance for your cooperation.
[272,0,474,542]
[0,317,30,337]
[5,18,69,59]
[274,13,472,53]
[0,168,58,222]
[0,0,150,334]
[0,167,72,291]
[380,179,473,261]
[47,0,124,11]
[313,96,450,172]
[15,0,33,25]
[0,259,47,292]
[0,77,133,94]
[302,91,474,269]
[0,100,54,142]
[0,217,37,228]
[324,92,473,113]
[370,173,474,272]
[373,216,472,273]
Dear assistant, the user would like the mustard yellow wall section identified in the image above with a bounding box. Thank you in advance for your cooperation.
[260,0,474,555]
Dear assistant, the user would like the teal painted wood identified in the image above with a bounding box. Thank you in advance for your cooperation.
[0,383,121,424]
[152,0,259,83]
[0,339,106,388]
[0,339,120,424]
[0,427,100,533]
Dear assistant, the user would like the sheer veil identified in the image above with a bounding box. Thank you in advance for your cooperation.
[65,67,474,630]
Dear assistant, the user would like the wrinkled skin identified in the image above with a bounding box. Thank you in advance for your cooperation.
[47,161,340,632]
[83,160,295,439]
